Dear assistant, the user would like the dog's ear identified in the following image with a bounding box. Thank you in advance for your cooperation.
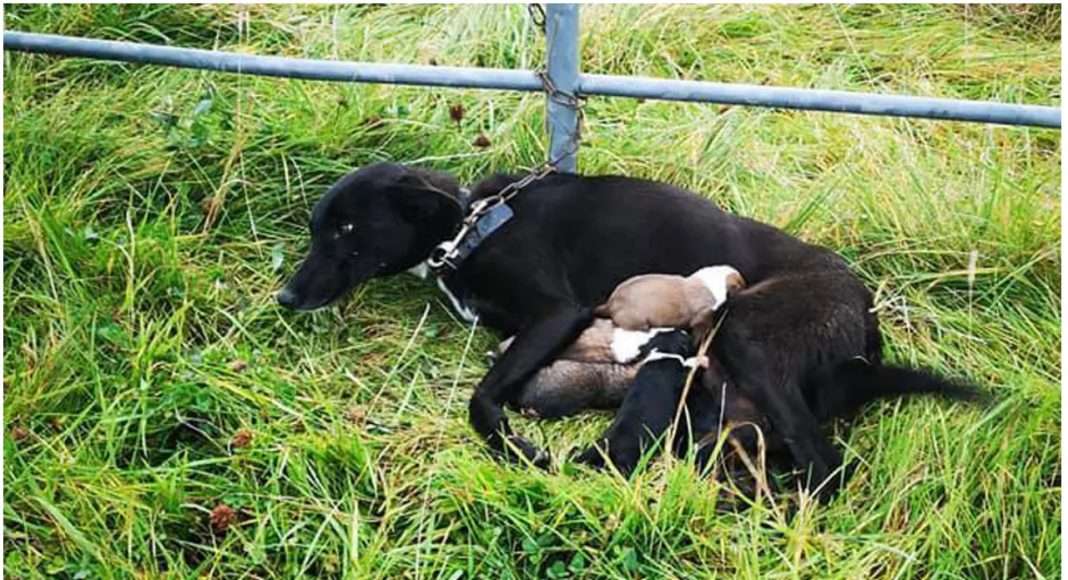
[392,182,444,221]
[390,172,462,224]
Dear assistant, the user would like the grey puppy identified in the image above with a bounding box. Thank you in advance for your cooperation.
[500,319,640,419]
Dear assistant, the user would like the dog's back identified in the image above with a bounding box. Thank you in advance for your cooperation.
[462,174,762,312]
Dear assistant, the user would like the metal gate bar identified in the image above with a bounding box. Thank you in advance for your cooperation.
[4,6,1061,173]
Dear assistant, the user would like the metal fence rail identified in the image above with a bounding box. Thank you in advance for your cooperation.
[3,4,1060,172]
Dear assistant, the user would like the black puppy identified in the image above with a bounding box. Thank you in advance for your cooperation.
[278,162,978,501]
[572,329,698,475]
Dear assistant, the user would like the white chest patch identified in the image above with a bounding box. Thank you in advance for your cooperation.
[406,261,430,280]
[406,260,478,323]
[436,277,478,323]
[610,327,675,363]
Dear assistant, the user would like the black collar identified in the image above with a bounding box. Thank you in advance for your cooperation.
[428,188,515,275]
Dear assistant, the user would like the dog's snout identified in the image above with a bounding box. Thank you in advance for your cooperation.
[276,287,299,309]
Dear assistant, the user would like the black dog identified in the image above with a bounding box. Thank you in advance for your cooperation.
[278,162,977,500]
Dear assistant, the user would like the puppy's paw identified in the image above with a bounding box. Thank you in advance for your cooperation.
[686,354,710,369]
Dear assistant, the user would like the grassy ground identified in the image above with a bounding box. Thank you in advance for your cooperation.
[3,4,1061,578]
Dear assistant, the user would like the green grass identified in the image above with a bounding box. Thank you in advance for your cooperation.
[3,4,1060,578]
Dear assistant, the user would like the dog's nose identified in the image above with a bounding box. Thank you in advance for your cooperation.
[276,287,299,309]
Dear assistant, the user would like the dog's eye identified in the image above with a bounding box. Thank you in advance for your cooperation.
[339,223,355,235]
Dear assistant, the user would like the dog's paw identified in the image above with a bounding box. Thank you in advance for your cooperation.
[497,435,551,470]
[519,407,541,419]
[573,444,608,469]
[573,441,641,476]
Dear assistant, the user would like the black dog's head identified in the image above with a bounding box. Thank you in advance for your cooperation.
[277,162,464,311]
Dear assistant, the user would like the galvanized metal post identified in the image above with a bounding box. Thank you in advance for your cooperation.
[544,4,580,172]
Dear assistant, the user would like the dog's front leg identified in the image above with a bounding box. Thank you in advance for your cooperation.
[731,368,844,502]
[469,305,594,468]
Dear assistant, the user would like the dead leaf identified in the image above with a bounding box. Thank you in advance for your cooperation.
[210,504,235,533]
[230,428,253,449]
[449,103,465,125]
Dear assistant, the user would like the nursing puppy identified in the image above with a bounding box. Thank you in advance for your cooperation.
[553,320,786,490]
[570,329,702,475]
[507,323,788,486]
[595,266,746,331]
[502,324,639,419]
[562,330,784,484]
[500,313,779,482]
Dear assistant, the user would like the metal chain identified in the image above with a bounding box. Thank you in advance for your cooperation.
[426,3,583,273]
[470,5,587,211]
[466,78,584,219]
[536,68,585,170]
[479,163,556,211]
[528,3,585,171]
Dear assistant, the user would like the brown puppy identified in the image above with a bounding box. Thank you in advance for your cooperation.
[595,265,746,331]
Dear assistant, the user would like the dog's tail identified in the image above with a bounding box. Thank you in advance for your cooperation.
[814,359,988,421]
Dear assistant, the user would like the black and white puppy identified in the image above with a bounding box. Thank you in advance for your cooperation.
[278,162,979,501]
[571,329,700,476]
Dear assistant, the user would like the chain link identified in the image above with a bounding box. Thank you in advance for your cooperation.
[528,3,585,170]
[426,162,559,272]
[526,4,546,33]
[476,3,587,210]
